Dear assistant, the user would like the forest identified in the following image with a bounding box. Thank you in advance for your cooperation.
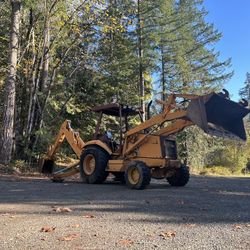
[0,0,249,175]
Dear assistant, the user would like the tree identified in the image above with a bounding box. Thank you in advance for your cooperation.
[155,0,232,97]
[0,0,22,164]
[152,0,233,166]
[0,0,10,129]
[0,0,10,83]
[239,72,250,122]
[239,72,250,102]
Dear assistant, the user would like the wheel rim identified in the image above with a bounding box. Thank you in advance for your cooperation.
[83,154,96,175]
[128,166,140,185]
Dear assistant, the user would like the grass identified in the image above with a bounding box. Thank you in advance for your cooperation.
[198,165,250,177]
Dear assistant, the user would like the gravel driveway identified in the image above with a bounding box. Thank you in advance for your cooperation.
[0,174,249,250]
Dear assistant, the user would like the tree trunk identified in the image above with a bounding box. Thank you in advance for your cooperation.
[161,46,166,102]
[40,6,50,91]
[26,8,37,136]
[137,0,145,121]
[0,1,21,164]
[27,2,50,157]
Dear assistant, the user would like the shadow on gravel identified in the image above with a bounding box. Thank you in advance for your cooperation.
[0,175,249,224]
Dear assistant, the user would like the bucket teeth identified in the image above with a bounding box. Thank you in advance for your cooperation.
[218,89,230,99]
[239,99,248,107]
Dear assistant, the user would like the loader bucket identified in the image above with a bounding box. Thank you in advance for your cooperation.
[39,158,54,174]
[187,93,250,140]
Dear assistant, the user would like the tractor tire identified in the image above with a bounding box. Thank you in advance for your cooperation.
[167,165,190,186]
[125,161,151,190]
[80,146,109,184]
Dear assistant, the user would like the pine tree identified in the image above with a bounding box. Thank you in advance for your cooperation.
[239,72,250,102]
[239,72,250,122]
[152,0,233,166]
[155,0,232,97]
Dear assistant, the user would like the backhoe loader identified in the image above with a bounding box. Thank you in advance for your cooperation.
[40,90,250,189]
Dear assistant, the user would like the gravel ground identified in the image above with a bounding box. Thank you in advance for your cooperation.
[0,174,249,250]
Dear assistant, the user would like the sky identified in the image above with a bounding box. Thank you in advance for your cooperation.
[204,0,250,101]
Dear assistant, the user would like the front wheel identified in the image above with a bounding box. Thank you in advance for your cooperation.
[125,161,151,190]
[80,146,109,184]
[167,165,190,186]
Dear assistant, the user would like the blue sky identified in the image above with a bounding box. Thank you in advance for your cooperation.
[204,0,250,101]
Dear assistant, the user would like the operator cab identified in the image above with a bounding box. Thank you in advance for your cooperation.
[92,103,143,153]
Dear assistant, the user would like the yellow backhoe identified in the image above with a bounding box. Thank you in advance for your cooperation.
[40,90,250,189]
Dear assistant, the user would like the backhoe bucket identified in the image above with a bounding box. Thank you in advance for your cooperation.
[39,158,54,174]
[187,93,250,140]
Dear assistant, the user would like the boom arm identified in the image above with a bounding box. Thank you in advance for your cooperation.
[125,94,196,137]
[40,120,85,178]
[46,120,85,159]
[156,119,194,136]
[123,94,196,156]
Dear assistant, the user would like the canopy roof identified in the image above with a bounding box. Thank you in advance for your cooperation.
[92,103,142,117]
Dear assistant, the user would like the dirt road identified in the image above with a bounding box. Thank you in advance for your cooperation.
[0,174,249,250]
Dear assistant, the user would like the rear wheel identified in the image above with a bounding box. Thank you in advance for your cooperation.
[167,165,190,186]
[80,146,109,184]
[125,161,151,190]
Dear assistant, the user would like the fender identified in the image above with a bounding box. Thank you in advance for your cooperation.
[83,140,112,155]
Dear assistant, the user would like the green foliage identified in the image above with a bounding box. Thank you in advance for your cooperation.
[200,166,233,176]
[11,160,31,173]
[155,0,232,98]
[239,73,250,101]
[0,0,10,126]
[177,125,250,175]
[0,0,9,80]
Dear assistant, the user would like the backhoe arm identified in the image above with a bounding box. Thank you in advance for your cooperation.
[40,120,85,177]
[46,120,85,159]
